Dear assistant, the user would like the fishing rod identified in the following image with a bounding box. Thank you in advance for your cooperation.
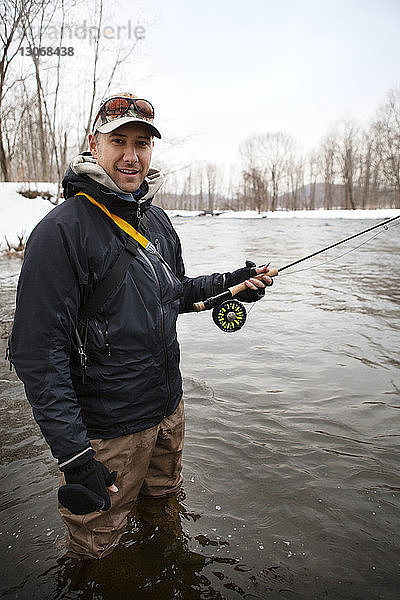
[193,213,400,332]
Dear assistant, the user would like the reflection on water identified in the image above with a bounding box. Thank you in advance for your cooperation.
[0,218,399,599]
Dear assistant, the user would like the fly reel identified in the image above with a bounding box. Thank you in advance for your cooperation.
[212,299,247,333]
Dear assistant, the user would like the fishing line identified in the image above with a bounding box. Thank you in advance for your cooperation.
[276,215,400,274]
[278,222,399,276]
[193,213,400,332]
[246,302,257,316]
[231,220,399,327]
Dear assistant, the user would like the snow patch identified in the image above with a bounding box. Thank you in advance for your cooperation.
[0,182,58,248]
[0,182,398,249]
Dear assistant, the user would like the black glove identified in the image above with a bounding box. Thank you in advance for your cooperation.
[58,457,117,515]
[224,260,269,303]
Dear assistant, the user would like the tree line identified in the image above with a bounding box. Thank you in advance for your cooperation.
[1,0,399,210]
[158,90,400,212]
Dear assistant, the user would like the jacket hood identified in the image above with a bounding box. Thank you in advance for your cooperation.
[62,152,164,206]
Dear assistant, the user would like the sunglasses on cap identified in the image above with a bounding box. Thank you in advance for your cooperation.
[92,96,155,132]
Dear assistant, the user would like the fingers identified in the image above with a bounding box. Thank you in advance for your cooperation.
[244,276,273,290]
[253,266,274,287]
[260,275,273,286]
[105,471,118,494]
[255,265,270,275]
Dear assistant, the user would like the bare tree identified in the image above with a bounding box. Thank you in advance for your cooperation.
[239,137,268,212]
[239,133,296,211]
[264,133,295,211]
[0,0,76,184]
[79,0,147,152]
[335,119,361,209]
[78,0,103,152]
[357,128,374,209]
[307,152,318,210]
[286,155,304,210]
[319,134,336,209]
[242,167,269,212]
[1,0,148,186]
[0,0,40,180]
[24,0,60,181]
[373,88,400,207]
[205,162,217,214]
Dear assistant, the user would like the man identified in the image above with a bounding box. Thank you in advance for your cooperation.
[9,92,272,560]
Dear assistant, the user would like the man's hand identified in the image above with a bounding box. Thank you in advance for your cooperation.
[243,264,274,292]
[58,457,118,515]
[225,261,274,303]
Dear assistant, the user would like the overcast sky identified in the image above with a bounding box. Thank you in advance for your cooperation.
[62,0,400,166]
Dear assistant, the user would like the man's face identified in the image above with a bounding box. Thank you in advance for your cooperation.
[88,122,153,193]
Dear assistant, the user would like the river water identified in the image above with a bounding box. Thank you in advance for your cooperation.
[0,216,399,600]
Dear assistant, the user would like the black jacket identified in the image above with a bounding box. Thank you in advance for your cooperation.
[9,156,226,465]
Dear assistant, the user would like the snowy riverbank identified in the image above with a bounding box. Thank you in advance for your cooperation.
[0,182,398,248]
[169,208,399,220]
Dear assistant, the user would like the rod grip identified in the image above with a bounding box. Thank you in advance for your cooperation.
[193,268,278,312]
[193,300,205,312]
[228,267,278,297]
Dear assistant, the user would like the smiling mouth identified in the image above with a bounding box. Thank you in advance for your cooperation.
[117,167,140,175]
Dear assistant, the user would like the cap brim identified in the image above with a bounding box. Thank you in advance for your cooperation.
[95,116,161,139]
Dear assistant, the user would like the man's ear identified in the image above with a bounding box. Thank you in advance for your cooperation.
[88,133,98,158]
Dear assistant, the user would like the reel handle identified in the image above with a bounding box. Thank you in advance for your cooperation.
[228,267,278,297]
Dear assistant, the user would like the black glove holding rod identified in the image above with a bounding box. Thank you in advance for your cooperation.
[58,451,118,515]
[224,260,272,303]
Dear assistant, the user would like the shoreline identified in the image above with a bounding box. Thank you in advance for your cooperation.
[0,181,398,247]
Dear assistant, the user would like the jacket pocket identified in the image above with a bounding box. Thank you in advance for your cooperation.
[85,315,112,360]
[162,265,183,305]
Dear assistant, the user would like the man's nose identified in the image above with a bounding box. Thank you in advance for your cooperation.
[123,144,138,163]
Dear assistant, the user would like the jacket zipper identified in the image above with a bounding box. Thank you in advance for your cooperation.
[150,238,177,289]
[94,318,111,356]
[137,247,172,415]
